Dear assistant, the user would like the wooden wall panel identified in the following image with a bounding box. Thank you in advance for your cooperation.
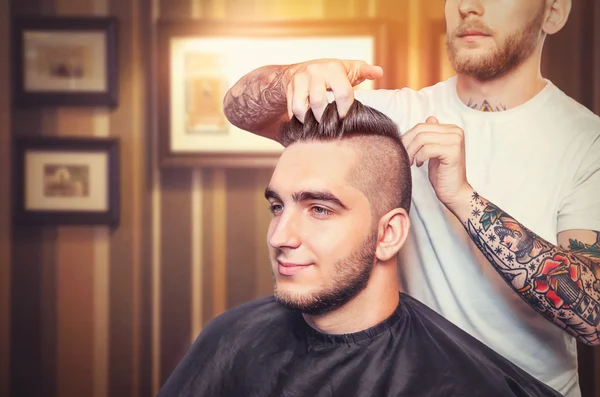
[10,227,57,397]
[108,0,147,396]
[159,169,193,385]
[160,0,192,19]
[9,1,60,396]
[0,0,10,394]
[253,169,275,298]
[56,228,95,397]
[225,169,259,308]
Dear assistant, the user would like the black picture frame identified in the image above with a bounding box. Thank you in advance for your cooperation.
[12,16,119,108]
[13,137,120,227]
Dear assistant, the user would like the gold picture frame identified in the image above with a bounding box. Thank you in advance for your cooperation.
[156,19,394,168]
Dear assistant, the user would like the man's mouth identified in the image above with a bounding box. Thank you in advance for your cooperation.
[457,29,491,37]
[277,261,313,276]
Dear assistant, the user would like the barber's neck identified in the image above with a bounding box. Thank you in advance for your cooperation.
[455,47,547,112]
[302,262,399,335]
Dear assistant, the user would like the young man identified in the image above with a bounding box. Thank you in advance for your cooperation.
[222,1,600,396]
[157,102,561,397]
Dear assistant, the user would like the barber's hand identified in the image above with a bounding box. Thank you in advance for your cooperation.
[402,117,473,213]
[286,59,383,123]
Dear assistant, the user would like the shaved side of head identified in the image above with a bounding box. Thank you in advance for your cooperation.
[277,101,411,219]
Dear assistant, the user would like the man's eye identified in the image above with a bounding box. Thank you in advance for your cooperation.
[269,204,283,214]
[311,206,332,216]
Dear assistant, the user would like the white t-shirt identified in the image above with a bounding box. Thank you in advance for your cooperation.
[353,77,600,397]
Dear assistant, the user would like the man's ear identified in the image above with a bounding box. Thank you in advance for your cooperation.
[375,208,410,262]
[543,0,571,35]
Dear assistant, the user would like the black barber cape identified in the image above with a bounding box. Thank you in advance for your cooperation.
[158,293,562,397]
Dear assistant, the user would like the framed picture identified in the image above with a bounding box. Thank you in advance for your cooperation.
[12,16,118,107]
[157,19,395,168]
[14,137,120,226]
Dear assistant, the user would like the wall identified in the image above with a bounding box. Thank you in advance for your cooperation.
[8,0,149,396]
[2,1,412,397]
[2,0,599,397]
[0,0,12,394]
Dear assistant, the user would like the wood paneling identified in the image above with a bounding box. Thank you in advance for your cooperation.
[10,227,57,397]
[159,168,193,386]
[0,0,11,393]
[56,228,95,397]
[225,169,260,308]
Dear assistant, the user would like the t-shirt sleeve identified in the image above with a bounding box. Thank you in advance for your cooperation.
[557,134,600,233]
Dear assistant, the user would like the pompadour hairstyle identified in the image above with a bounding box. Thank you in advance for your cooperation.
[276,100,412,216]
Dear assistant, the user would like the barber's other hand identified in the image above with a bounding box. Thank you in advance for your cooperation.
[401,117,473,213]
[286,59,383,123]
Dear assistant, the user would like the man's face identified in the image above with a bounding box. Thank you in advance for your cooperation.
[265,141,377,315]
[445,0,547,80]
[494,221,531,253]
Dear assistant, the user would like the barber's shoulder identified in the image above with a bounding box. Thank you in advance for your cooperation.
[544,83,600,131]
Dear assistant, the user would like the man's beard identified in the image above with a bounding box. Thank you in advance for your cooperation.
[274,231,378,316]
[446,5,546,81]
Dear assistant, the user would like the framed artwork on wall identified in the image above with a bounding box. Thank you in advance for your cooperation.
[12,16,119,108]
[13,137,120,226]
[156,19,395,168]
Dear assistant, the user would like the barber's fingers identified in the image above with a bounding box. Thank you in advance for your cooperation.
[404,131,464,165]
[344,61,384,86]
[334,61,383,119]
[401,121,463,148]
[288,73,310,123]
[324,71,354,120]
[286,59,384,123]
[308,77,329,123]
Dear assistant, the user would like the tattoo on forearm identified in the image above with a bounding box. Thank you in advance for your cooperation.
[467,98,507,112]
[464,192,600,345]
[223,65,290,132]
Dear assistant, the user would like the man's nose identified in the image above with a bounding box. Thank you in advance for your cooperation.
[268,210,301,249]
[458,0,484,18]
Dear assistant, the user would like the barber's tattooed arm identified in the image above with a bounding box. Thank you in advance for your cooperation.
[223,65,292,139]
[462,192,600,345]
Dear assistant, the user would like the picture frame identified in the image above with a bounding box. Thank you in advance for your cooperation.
[13,137,120,226]
[12,16,119,108]
[156,19,395,168]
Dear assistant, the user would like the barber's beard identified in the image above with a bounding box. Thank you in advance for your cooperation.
[446,6,546,81]
[274,232,378,316]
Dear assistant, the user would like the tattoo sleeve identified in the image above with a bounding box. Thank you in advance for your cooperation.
[222,65,293,137]
[464,192,600,345]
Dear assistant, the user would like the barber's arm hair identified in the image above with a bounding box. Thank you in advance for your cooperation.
[462,191,600,345]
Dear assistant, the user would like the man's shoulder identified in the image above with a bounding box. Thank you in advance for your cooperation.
[201,295,287,338]
[399,294,563,396]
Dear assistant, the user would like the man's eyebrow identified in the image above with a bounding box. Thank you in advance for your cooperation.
[264,187,281,202]
[265,187,349,210]
[293,191,348,210]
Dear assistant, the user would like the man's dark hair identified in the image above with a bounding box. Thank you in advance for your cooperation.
[276,100,411,218]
